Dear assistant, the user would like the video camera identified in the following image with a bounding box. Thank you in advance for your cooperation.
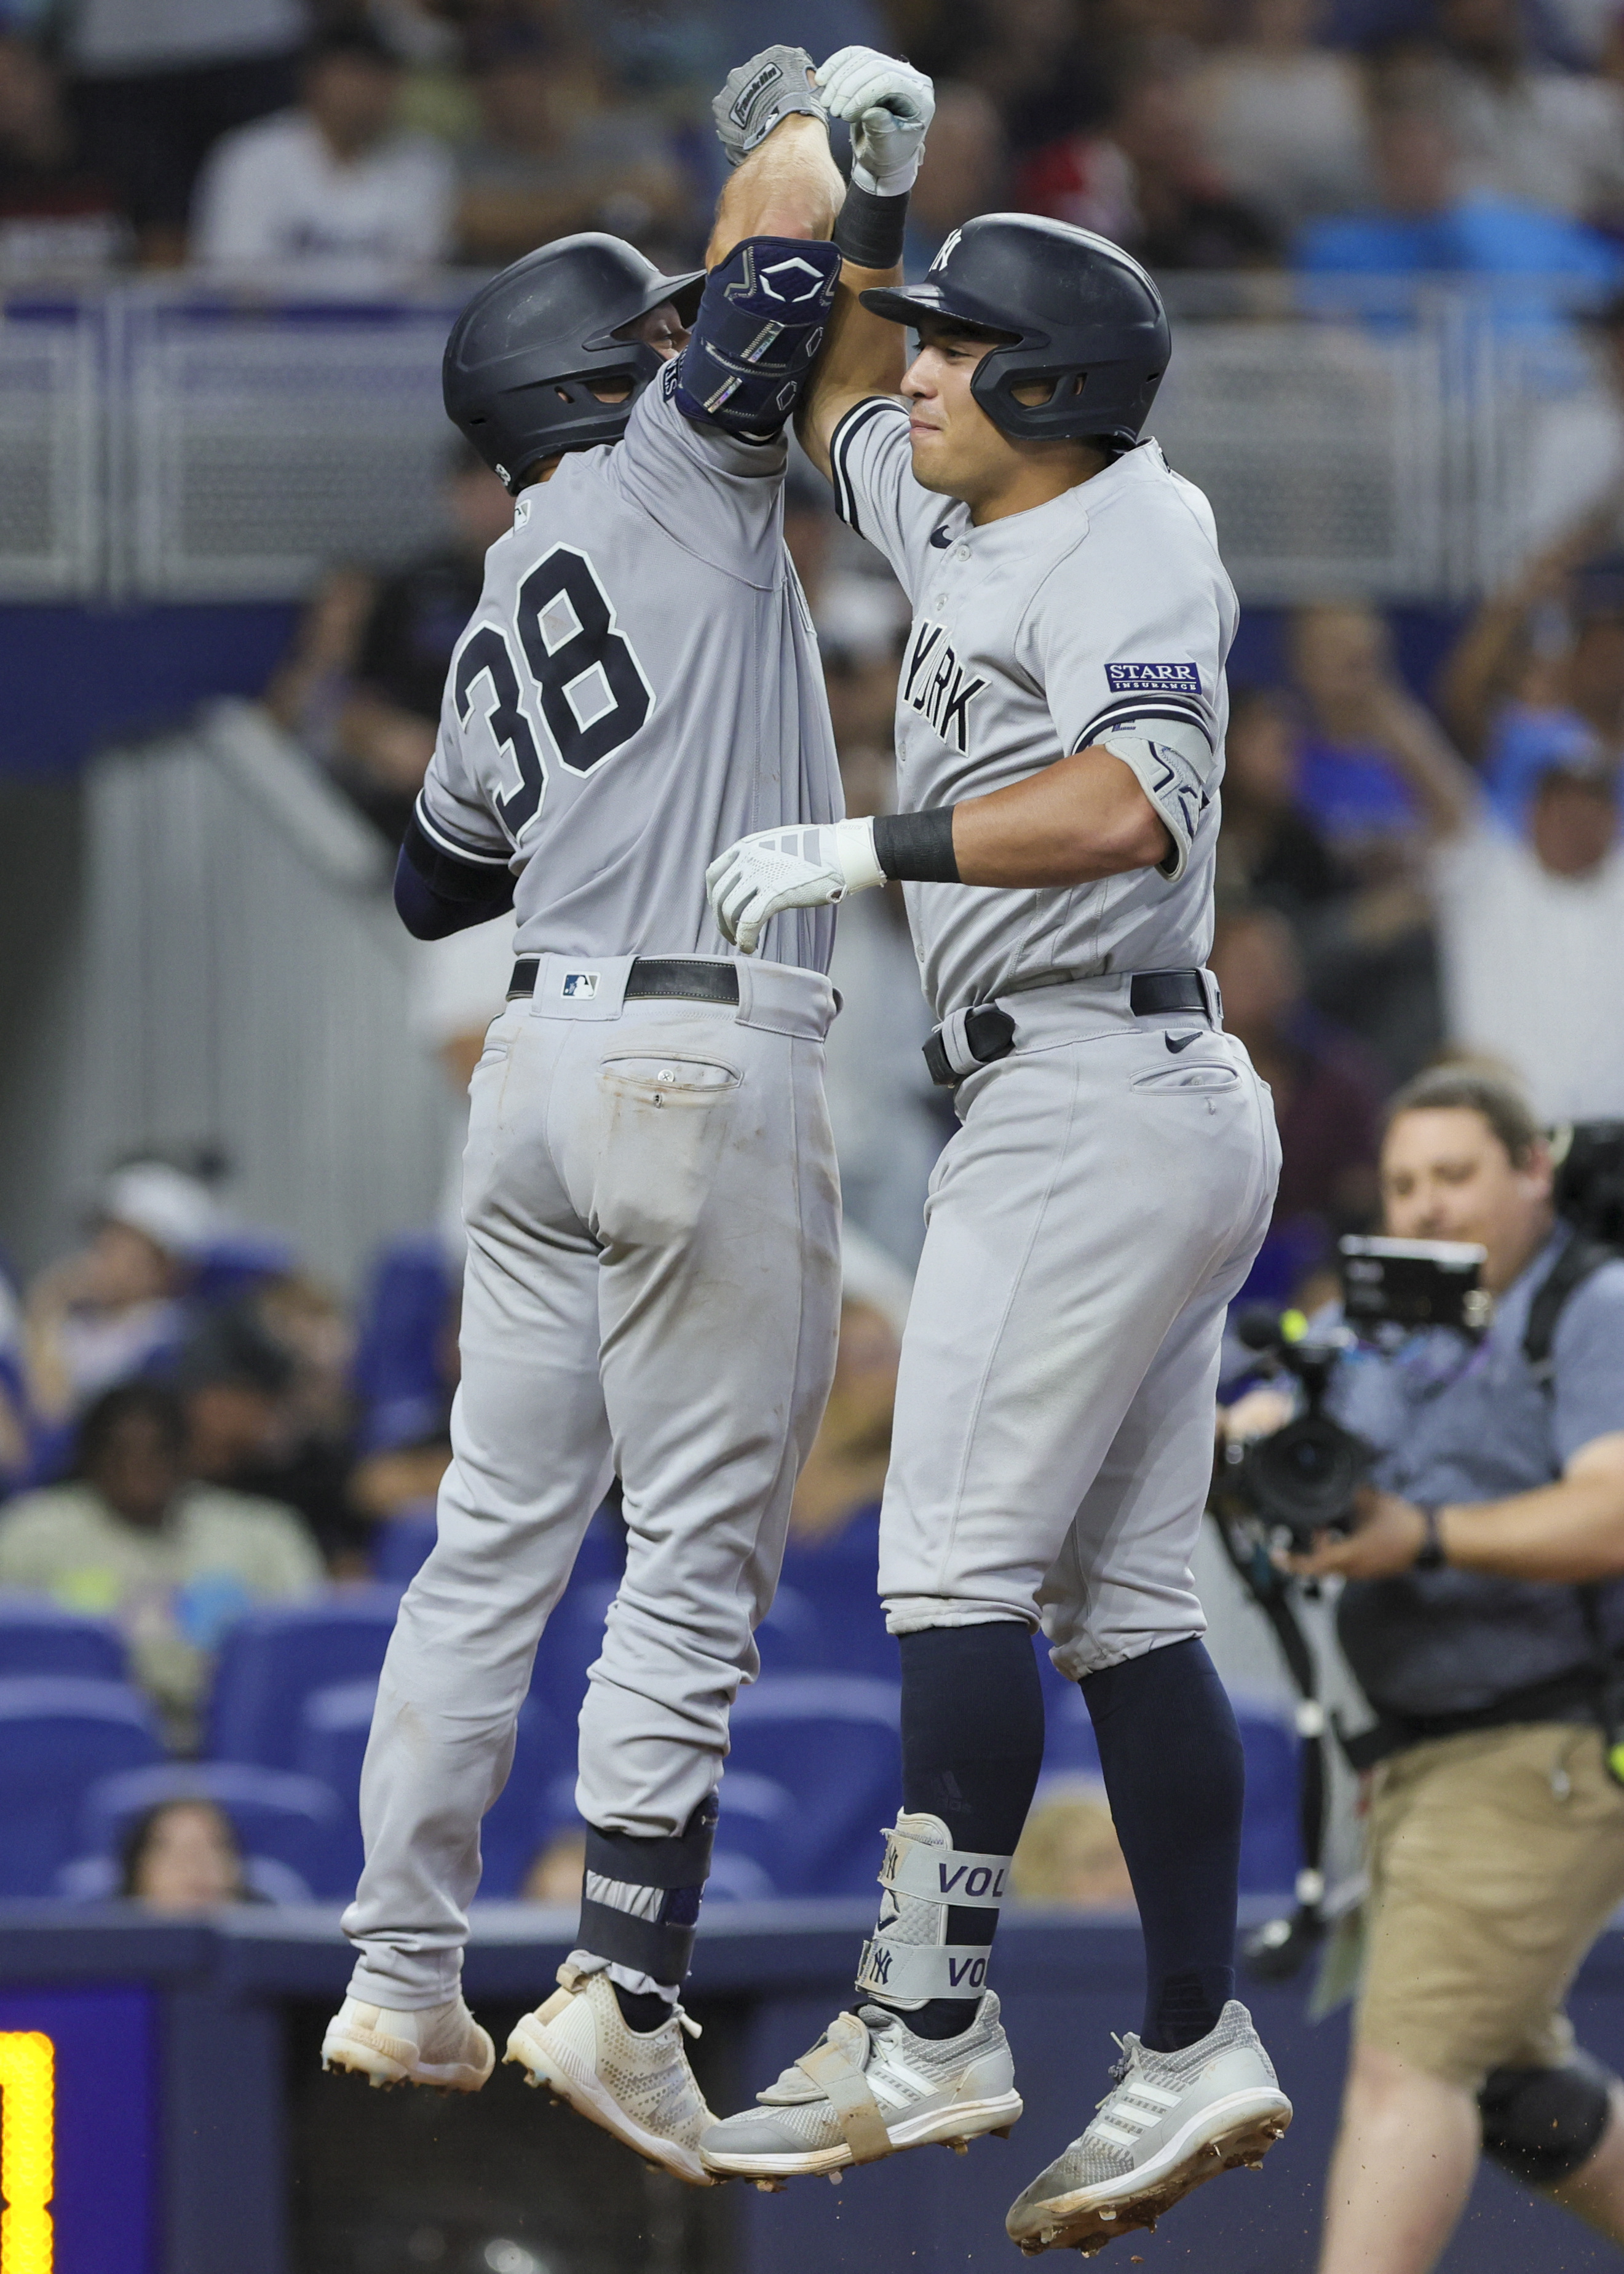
[1216,1238,1487,1551]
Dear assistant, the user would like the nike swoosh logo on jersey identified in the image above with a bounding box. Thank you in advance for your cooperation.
[1165,1031,1202,1053]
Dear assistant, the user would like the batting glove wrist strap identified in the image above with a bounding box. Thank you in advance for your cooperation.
[833,180,910,271]
[873,804,959,882]
[714,47,828,168]
[817,47,935,196]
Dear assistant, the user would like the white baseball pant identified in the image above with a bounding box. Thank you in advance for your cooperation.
[879,972,1280,1677]
[344,953,841,2007]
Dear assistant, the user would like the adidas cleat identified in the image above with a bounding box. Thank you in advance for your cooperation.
[321,1994,494,2091]
[1005,2000,1291,2256]
[700,1992,1022,2181]
[505,1963,716,2187]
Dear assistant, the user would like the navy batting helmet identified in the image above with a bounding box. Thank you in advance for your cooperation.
[860,213,1170,453]
[443,233,705,491]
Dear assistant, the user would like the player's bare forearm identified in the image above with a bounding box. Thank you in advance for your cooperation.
[706,114,842,269]
[1438,1434,1624,1584]
[949,745,1173,887]
[796,261,906,480]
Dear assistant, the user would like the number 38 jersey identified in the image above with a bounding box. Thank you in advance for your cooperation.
[416,364,842,972]
[829,397,1238,1020]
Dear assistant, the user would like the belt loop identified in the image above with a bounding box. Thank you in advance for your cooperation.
[1203,969,1223,1029]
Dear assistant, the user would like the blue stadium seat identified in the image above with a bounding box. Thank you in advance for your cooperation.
[710,1768,798,1899]
[205,1589,401,1768]
[73,1760,348,1901]
[776,1510,895,1678]
[295,1679,576,1901]
[0,1593,128,1682]
[370,1508,438,1587]
[0,1676,164,1898]
[725,1673,901,1895]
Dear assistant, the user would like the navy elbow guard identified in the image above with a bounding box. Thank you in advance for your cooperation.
[673,235,840,437]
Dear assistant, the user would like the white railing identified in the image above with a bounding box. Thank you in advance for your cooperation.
[72,702,456,1292]
[0,274,1607,603]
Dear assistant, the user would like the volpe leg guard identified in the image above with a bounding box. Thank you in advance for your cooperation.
[856,1813,1013,2006]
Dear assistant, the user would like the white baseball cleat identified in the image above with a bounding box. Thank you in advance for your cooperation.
[1004,2000,1291,2256]
[321,1994,494,2091]
[504,1963,717,2187]
[700,1992,1023,2181]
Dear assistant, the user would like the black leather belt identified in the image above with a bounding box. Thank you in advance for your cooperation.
[1129,969,1208,1016]
[923,968,1210,1087]
[507,956,739,1006]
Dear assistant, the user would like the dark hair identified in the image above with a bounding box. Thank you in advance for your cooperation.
[1382,1064,1541,1166]
[303,23,400,72]
[117,1797,242,1898]
[73,1381,187,1478]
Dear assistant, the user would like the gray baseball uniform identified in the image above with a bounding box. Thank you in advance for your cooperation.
[343,370,843,2011]
[828,399,1280,1670]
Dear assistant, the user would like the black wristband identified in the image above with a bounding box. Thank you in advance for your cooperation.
[873,806,960,883]
[832,180,909,271]
[1412,1505,1448,1572]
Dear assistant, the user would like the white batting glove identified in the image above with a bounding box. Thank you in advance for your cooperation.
[815,47,935,196]
[707,818,885,954]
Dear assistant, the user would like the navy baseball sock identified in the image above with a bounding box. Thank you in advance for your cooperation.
[871,1622,1045,2040]
[1080,1637,1243,2052]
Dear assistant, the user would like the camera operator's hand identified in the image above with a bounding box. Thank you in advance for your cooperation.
[1279,1486,1429,1581]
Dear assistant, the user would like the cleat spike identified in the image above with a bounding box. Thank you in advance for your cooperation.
[1098,2209,1117,2221]
[828,2172,842,2185]
[754,2179,785,2194]
[949,2139,968,2155]
[992,2124,1013,2139]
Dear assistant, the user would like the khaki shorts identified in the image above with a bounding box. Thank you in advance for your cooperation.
[1357,1721,1624,2091]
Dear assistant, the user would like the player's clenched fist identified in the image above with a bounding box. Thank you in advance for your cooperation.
[707,819,885,954]
[816,47,935,194]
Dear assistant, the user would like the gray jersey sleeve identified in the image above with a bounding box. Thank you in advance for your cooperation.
[827,395,943,599]
[606,363,789,585]
[417,681,514,868]
[1019,502,1230,882]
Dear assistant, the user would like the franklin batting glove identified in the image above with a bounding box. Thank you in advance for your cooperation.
[707,819,885,954]
[816,48,935,196]
[713,46,828,169]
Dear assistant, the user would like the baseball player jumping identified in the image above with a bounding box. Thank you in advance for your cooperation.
[320,54,887,2186]
[699,95,1294,2254]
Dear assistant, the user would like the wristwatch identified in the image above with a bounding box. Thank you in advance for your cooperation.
[1412,1504,1448,1572]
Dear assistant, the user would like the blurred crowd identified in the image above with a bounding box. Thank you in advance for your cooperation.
[8,0,1624,289]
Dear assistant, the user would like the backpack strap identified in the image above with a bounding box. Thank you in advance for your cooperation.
[1522,1237,1618,1387]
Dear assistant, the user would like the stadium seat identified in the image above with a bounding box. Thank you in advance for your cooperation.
[776,1510,895,1678]
[0,1676,164,1898]
[0,1594,128,1682]
[370,1508,438,1587]
[710,1768,799,1899]
[73,1760,348,1901]
[205,1588,402,1769]
[296,1679,575,1901]
[725,1673,901,1896]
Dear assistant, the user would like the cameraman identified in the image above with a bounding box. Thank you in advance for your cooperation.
[1283,1067,1624,2273]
